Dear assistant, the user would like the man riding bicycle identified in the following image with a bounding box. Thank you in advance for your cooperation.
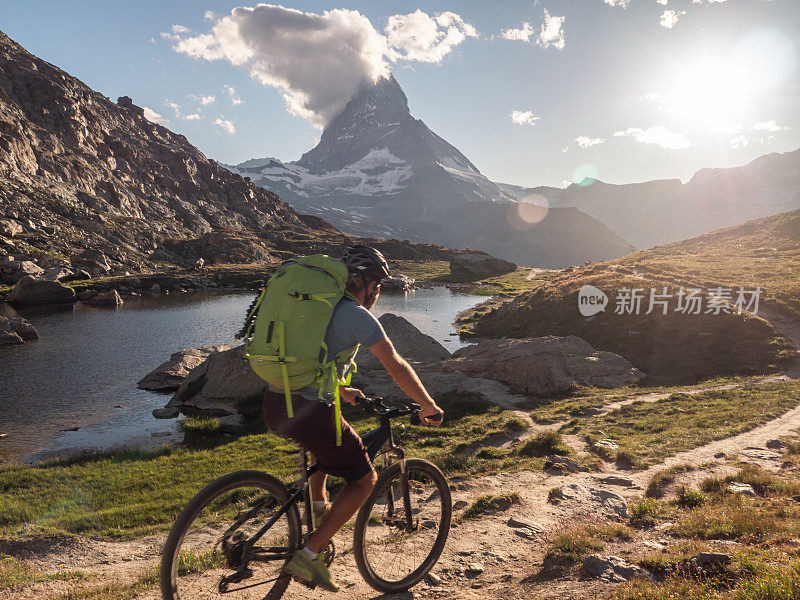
[262,244,445,592]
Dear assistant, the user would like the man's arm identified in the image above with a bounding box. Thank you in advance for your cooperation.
[369,338,444,426]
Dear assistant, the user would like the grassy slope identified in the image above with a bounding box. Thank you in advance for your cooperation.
[618,208,800,318]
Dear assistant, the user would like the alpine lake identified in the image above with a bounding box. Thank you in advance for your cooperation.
[0,287,482,463]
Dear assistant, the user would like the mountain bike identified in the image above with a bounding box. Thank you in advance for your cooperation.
[160,397,452,599]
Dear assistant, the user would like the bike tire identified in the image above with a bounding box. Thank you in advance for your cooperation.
[160,470,301,600]
[353,459,452,593]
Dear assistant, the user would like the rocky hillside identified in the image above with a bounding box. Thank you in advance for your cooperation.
[499,147,800,250]
[0,30,349,276]
[227,75,633,267]
[473,263,794,385]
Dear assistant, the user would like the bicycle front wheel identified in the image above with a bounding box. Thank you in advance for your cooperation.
[160,470,300,600]
[353,458,452,593]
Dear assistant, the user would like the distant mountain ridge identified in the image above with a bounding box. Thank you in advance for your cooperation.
[497,148,800,249]
[228,75,633,267]
[0,29,348,274]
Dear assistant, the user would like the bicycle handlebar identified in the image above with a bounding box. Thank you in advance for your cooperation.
[356,397,442,425]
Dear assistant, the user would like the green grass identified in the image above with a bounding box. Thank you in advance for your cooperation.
[558,380,800,468]
[0,392,541,538]
[629,498,664,529]
[646,464,697,498]
[49,565,159,600]
[517,431,571,457]
[545,523,633,562]
[0,554,90,592]
[460,492,521,520]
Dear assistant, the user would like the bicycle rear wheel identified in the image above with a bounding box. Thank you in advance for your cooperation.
[353,459,451,593]
[160,470,300,600]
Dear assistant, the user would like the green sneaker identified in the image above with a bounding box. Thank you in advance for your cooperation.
[285,549,340,592]
[313,501,332,525]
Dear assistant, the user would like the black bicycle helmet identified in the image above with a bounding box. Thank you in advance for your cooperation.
[342,244,390,280]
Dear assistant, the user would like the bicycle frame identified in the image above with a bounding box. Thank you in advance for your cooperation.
[237,400,415,564]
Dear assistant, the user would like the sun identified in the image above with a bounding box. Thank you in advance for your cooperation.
[668,57,752,128]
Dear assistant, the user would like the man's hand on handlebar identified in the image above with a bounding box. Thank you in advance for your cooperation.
[419,403,444,427]
[340,386,366,406]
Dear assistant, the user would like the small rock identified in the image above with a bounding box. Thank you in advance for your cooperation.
[714,451,726,459]
[689,553,731,568]
[153,407,180,419]
[150,283,162,292]
[114,404,124,409]
[453,500,468,510]
[594,439,619,451]
[597,475,635,487]
[61,426,79,432]
[457,550,474,556]
[642,541,666,551]
[583,554,653,582]
[766,439,787,450]
[465,563,484,576]
[506,517,543,533]
[544,455,588,473]
[78,289,98,302]
[727,482,757,497]
[424,572,442,586]
[219,414,247,435]
[514,529,537,540]
[0,433,8,439]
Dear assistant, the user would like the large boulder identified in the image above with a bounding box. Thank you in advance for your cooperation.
[70,249,111,275]
[9,276,76,305]
[8,260,44,282]
[166,345,267,415]
[445,335,645,395]
[0,315,39,346]
[139,345,231,391]
[42,266,74,281]
[355,313,452,373]
[450,252,516,279]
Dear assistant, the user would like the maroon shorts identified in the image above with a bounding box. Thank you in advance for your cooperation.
[262,391,373,483]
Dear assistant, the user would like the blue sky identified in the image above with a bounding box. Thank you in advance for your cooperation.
[2,1,798,187]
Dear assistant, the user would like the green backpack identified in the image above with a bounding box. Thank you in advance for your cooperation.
[236,255,359,445]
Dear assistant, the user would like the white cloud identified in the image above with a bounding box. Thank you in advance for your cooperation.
[659,9,685,28]
[184,113,202,121]
[510,110,540,126]
[730,135,750,148]
[575,136,605,148]
[200,95,216,105]
[165,99,181,117]
[142,107,166,123]
[171,5,391,128]
[603,0,632,7]
[501,22,534,42]
[204,10,215,21]
[537,9,565,50]
[562,146,570,153]
[614,126,691,149]
[171,24,191,34]
[384,10,477,63]
[692,0,727,4]
[224,85,243,105]
[656,0,669,4]
[754,120,789,132]
[214,118,236,134]
[501,9,565,49]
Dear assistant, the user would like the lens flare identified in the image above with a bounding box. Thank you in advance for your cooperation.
[507,202,549,231]
[735,28,797,92]
[573,164,599,186]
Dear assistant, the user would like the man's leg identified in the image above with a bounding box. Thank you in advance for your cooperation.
[305,468,378,554]
[309,455,327,503]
